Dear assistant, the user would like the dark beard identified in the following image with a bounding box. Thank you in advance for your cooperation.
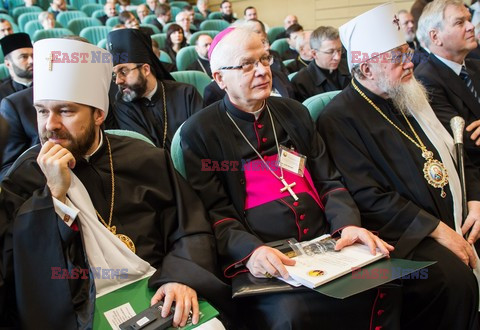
[12,62,33,79]
[119,70,148,102]
[40,117,97,160]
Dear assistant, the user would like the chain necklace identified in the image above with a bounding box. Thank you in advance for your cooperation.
[95,136,136,253]
[225,103,299,201]
[160,81,168,149]
[298,56,309,68]
[351,79,449,198]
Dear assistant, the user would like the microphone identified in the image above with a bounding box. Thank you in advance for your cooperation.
[450,116,469,239]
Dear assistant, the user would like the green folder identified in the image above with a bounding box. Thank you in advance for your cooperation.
[93,277,219,330]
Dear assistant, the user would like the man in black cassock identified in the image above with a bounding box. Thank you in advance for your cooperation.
[0,38,230,329]
[318,3,480,329]
[108,28,203,150]
[415,0,480,169]
[187,34,213,78]
[181,26,394,329]
[292,26,350,102]
[0,33,33,103]
[285,30,313,74]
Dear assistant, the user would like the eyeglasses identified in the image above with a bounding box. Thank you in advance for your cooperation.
[317,48,344,56]
[218,54,274,73]
[112,64,143,80]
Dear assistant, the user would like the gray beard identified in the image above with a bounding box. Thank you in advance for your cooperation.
[376,71,431,117]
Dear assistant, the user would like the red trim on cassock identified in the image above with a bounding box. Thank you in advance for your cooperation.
[223,245,265,279]
[71,221,79,232]
[320,187,348,201]
[279,198,302,241]
[253,121,262,151]
[369,288,381,330]
[213,217,235,228]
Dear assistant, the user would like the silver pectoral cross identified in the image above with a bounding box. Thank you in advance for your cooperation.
[280,178,298,201]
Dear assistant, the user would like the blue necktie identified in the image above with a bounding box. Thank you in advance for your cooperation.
[460,65,480,104]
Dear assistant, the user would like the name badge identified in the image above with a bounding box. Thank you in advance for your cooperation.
[278,145,306,177]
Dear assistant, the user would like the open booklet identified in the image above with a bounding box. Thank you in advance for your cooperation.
[280,234,385,289]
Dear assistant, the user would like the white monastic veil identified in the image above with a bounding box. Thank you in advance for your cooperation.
[411,104,480,307]
[67,171,155,297]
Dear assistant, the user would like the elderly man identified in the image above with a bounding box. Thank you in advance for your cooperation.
[0,33,33,102]
[187,34,212,78]
[317,3,480,329]
[285,30,313,73]
[0,19,13,39]
[197,0,210,20]
[415,0,480,169]
[176,11,195,43]
[0,37,230,329]
[219,0,235,23]
[181,26,394,329]
[99,2,117,25]
[398,10,419,50]
[109,29,202,149]
[292,26,350,102]
[275,14,298,40]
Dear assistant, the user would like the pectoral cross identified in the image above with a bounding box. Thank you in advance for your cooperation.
[280,178,298,201]
[46,52,53,71]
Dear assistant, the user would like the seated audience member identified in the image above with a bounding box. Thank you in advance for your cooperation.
[39,11,55,30]
[152,39,176,72]
[318,4,480,329]
[146,0,159,14]
[181,27,394,329]
[136,4,150,23]
[292,26,350,102]
[415,0,480,169]
[117,0,132,13]
[152,4,171,31]
[99,2,117,25]
[243,6,257,20]
[0,37,231,328]
[109,28,202,149]
[187,34,213,78]
[219,0,235,23]
[176,11,196,43]
[468,23,480,60]
[0,33,33,102]
[182,5,196,24]
[49,0,67,17]
[163,23,186,62]
[24,0,38,6]
[398,10,420,50]
[196,0,211,20]
[0,19,13,39]
[275,14,298,40]
[286,31,313,74]
[282,23,303,60]
[118,11,154,36]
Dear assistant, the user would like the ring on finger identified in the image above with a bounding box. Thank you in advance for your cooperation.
[264,272,273,278]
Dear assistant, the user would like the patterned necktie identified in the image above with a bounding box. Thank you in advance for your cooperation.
[460,65,480,103]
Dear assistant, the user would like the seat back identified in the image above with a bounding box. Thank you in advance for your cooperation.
[162,21,175,33]
[105,16,119,27]
[171,70,211,98]
[170,122,186,178]
[140,23,160,34]
[105,129,155,146]
[67,17,101,35]
[0,63,10,81]
[18,11,41,31]
[79,25,111,45]
[56,10,87,27]
[0,13,15,25]
[69,0,95,11]
[97,37,107,49]
[175,45,197,71]
[189,30,217,46]
[267,26,285,44]
[150,33,166,49]
[170,6,181,21]
[24,19,42,37]
[81,3,103,16]
[12,6,42,21]
[142,14,157,25]
[7,0,24,14]
[159,50,172,63]
[199,19,229,31]
[170,1,189,8]
[288,71,297,81]
[32,27,74,41]
[302,90,341,121]
[91,9,104,19]
[283,59,295,67]
[270,38,289,56]
[207,11,222,19]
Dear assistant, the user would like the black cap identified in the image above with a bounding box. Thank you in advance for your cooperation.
[107,28,173,81]
[0,33,32,57]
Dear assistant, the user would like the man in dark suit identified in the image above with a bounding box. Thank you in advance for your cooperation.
[98,2,117,25]
[187,34,212,78]
[292,26,350,102]
[0,33,33,103]
[415,0,480,168]
[152,4,171,32]
[0,87,37,180]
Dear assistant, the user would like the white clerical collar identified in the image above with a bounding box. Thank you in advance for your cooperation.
[84,131,103,162]
[434,54,464,76]
[13,79,32,88]
[144,80,158,100]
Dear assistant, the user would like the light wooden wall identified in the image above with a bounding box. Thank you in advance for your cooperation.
[209,0,414,30]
